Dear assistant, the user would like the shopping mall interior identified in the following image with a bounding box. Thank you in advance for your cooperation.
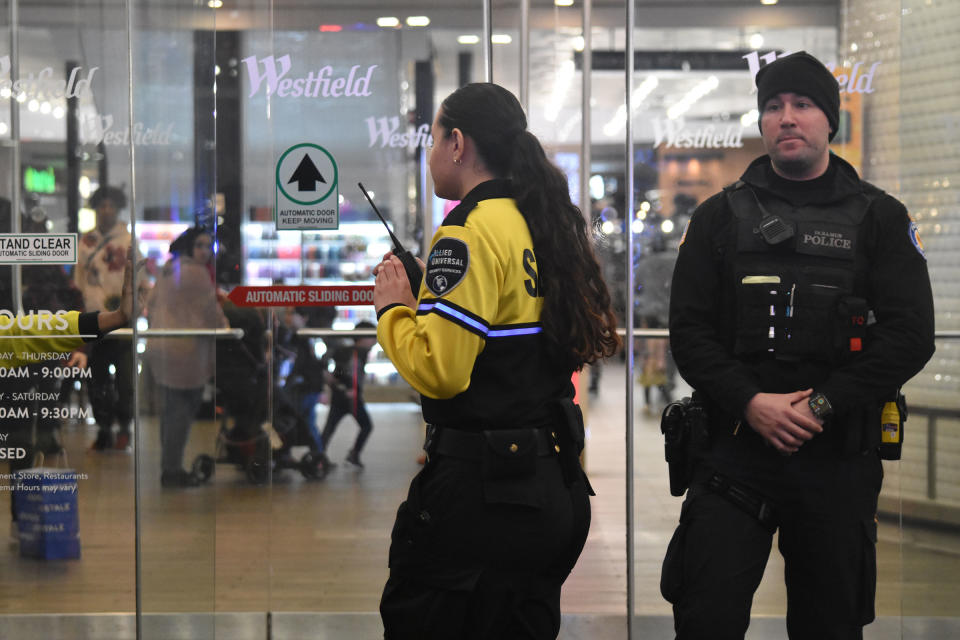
[1,0,959,638]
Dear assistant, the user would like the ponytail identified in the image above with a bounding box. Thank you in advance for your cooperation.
[510,132,621,370]
[440,83,621,370]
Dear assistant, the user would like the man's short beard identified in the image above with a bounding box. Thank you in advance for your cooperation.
[773,156,812,177]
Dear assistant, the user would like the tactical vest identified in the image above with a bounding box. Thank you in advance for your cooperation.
[725,181,876,365]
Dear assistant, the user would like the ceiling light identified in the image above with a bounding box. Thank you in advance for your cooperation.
[555,0,574,5]
[667,75,719,120]
[207,0,223,8]
[748,33,764,49]
[761,0,778,5]
[458,34,480,45]
[545,59,576,123]
[601,75,659,137]
[406,16,430,27]
[740,108,759,127]
[491,34,513,45]
[572,36,585,52]
[376,16,400,28]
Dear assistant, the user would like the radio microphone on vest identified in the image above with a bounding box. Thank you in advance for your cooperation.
[758,215,795,245]
[358,182,423,298]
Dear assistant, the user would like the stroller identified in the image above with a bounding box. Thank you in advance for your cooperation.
[210,304,330,484]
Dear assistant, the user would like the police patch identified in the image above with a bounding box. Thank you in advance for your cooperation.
[425,237,470,297]
[909,221,926,260]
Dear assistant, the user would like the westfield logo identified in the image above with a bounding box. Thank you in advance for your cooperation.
[652,118,744,149]
[744,51,880,94]
[365,117,432,149]
[241,55,377,99]
[0,56,97,99]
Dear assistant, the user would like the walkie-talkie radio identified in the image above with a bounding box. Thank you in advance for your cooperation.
[357,182,423,298]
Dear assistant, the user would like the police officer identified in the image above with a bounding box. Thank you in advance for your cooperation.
[372,83,620,639]
[662,51,935,639]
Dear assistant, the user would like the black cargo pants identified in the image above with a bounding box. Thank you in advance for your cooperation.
[661,451,883,640]
[380,432,591,640]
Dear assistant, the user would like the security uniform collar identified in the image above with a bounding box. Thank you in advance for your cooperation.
[740,153,862,207]
[445,179,513,222]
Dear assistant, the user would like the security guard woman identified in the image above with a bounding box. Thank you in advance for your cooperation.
[373,83,620,640]
[662,52,936,639]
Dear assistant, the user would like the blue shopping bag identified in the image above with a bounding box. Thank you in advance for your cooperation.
[13,468,81,560]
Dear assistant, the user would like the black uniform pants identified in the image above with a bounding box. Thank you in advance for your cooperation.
[662,451,882,640]
[380,451,591,640]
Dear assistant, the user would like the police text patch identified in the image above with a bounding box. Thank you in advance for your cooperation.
[795,222,856,261]
[426,237,470,297]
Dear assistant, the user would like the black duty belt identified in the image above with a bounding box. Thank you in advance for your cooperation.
[425,425,560,460]
[706,473,778,533]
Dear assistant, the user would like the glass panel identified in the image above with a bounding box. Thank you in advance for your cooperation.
[628,1,960,638]
[131,3,224,638]
[624,3,909,636]
[0,2,140,639]
[236,2,482,635]
[890,0,960,633]
[4,0,957,639]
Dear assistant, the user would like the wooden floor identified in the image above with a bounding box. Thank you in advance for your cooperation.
[2,364,960,630]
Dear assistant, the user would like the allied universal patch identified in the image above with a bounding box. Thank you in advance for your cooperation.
[909,220,926,260]
[425,237,470,297]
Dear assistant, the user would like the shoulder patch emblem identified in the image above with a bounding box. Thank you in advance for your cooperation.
[909,221,926,260]
[425,237,470,297]
[678,220,690,248]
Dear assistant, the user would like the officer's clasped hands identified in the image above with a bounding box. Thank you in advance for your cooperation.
[744,389,823,455]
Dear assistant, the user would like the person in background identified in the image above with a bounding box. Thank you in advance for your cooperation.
[12,204,88,457]
[286,306,337,451]
[75,185,136,451]
[662,51,935,638]
[634,234,676,416]
[4,254,138,538]
[145,227,227,489]
[316,319,377,470]
[373,83,620,639]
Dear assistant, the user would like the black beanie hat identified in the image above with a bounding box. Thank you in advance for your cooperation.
[756,51,840,142]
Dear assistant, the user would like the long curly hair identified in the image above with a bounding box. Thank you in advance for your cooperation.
[439,83,621,370]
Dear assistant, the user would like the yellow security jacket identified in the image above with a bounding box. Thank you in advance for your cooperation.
[0,310,99,368]
[377,180,573,427]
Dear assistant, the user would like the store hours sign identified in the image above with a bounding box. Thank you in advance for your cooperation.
[275,143,339,230]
